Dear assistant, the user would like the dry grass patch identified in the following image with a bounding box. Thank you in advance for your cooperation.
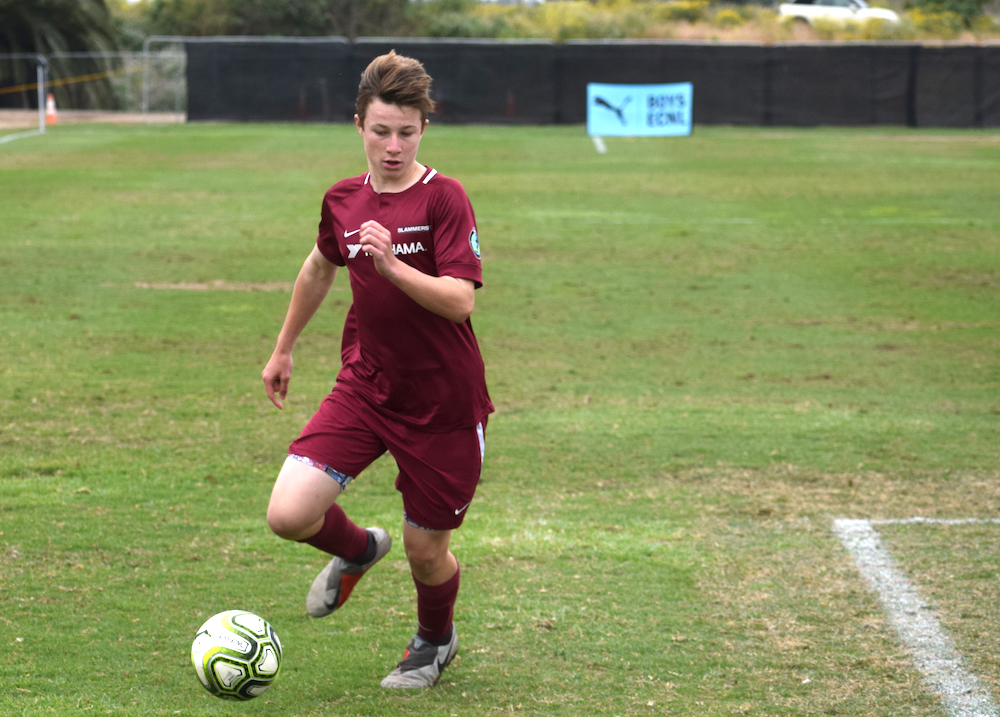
[878,522,1000,700]
[133,280,293,292]
[669,465,1000,715]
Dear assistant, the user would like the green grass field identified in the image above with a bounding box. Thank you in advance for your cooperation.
[1,122,999,716]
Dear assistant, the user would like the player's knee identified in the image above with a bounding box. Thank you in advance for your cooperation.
[404,542,445,578]
[266,502,308,540]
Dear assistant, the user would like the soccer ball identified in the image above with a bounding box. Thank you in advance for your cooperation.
[190,610,282,700]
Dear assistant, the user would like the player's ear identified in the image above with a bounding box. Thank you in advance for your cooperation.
[421,119,429,135]
[355,114,364,135]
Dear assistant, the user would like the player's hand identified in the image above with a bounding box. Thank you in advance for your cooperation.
[262,352,293,409]
[359,220,399,278]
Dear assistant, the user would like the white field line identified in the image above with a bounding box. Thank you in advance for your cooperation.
[872,518,1000,526]
[0,129,43,145]
[833,518,998,717]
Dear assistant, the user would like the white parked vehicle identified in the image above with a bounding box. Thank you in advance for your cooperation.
[779,0,901,25]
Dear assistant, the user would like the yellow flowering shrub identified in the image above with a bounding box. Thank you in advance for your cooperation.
[653,0,710,23]
[905,7,965,38]
[713,8,745,27]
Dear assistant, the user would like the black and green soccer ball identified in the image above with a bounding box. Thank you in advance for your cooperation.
[190,610,282,700]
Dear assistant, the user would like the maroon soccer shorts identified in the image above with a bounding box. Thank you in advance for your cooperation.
[288,388,487,531]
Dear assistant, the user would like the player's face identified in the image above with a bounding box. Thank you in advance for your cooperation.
[355,100,428,190]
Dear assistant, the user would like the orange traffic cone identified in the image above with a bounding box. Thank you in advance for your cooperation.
[45,93,57,125]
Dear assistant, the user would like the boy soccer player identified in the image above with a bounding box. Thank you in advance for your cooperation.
[261,51,493,688]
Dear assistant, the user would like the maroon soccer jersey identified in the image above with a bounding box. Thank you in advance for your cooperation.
[315,167,493,433]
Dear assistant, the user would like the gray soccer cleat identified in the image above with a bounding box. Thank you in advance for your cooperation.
[305,527,391,618]
[380,627,459,689]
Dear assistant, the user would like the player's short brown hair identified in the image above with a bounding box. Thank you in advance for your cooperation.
[356,51,435,127]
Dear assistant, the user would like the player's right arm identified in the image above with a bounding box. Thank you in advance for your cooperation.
[262,245,337,409]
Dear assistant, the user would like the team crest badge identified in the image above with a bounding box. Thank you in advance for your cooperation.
[469,227,480,258]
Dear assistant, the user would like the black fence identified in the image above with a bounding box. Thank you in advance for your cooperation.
[186,38,1000,127]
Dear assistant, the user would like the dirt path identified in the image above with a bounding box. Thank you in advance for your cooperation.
[0,110,185,129]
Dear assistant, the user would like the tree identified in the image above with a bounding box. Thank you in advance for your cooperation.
[143,0,410,39]
[0,0,117,54]
[0,0,118,108]
[905,0,990,25]
[107,0,159,51]
[147,0,259,36]
[324,0,411,39]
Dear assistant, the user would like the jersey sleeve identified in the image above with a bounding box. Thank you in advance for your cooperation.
[316,190,345,266]
[430,179,483,288]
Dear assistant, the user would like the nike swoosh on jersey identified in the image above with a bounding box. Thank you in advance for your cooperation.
[454,502,471,515]
[344,229,360,238]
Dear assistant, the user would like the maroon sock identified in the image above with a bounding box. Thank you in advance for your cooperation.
[300,503,369,561]
[414,564,460,644]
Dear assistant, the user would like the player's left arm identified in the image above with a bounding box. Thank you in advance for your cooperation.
[358,219,475,323]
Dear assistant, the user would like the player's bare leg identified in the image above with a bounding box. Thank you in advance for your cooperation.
[381,523,461,688]
[266,455,342,540]
[402,522,457,586]
[267,456,391,617]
